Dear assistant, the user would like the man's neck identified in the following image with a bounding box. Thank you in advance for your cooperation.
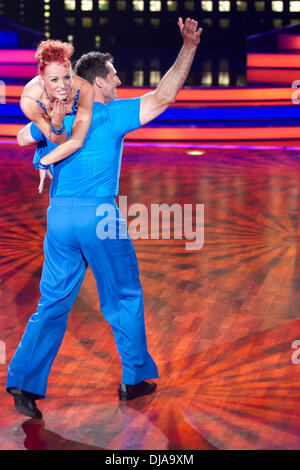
[93,86,112,104]
[94,97,115,104]
[92,84,104,103]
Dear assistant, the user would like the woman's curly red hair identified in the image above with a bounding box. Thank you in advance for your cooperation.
[35,39,74,73]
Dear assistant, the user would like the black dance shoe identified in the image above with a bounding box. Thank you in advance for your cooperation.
[8,388,43,419]
[119,381,157,401]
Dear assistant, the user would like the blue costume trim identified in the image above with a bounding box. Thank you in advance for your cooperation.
[35,99,48,115]
[37,162,50,170]
[71,88,80,114]
[36,88,80,117]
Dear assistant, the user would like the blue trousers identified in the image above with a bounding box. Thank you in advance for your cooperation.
[6,197,159,398]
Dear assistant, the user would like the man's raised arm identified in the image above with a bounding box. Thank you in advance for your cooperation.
[140,18,202,126]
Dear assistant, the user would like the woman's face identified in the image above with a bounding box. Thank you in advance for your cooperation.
[40,62,73,101]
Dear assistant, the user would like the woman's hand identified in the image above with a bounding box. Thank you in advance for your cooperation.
[49,99,67,129]
[38,168,53,194]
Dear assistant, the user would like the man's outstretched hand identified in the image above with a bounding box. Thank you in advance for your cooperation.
[178,17,202,47]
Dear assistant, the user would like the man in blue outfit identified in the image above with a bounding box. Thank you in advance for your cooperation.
[7,18,202,419]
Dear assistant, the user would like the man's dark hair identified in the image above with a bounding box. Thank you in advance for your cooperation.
[74,51,113,85]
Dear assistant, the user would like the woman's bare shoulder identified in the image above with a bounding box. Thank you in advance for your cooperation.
[22,76,44,99]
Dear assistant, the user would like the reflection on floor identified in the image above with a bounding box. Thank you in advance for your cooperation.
[1,143,300,450]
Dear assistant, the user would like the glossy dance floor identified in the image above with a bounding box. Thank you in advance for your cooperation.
[1,142,300,450]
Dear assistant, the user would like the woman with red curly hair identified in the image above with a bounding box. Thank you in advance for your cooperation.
[20,39,94,181]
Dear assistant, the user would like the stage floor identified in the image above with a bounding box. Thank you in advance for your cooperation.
[1,142,300,450]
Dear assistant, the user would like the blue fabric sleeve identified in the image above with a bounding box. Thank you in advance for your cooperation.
[107,98,141,136]
[30,122,45,142]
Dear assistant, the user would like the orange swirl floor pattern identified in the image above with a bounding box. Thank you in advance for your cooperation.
[1,143,300,450]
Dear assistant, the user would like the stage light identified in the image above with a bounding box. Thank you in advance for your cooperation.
[95,35,101,48]
[201,72,213,86]
[117,1,126,10]
[219,1,231,12]
[150,71,161,86]
[202,18,213,26]
[272,1,284,12]
[185,1,195,11]
[150,1,161,11]
[82,17,92,27]
[150,18,160,28]
[201,1,213,11]
[218,71,230,85]
[167,1,178,11]
[220,18,230,28]
[187,150,206,156]
[236,1,247,11]
[98,0,109,10]
[81,0,93,11]
[66,17,75,26]
[255,1,265,11]
[133,0,144,11]
[133,71,144,87]
[290,1,300,12]
[64,0,76,10]
[273,18,283,28]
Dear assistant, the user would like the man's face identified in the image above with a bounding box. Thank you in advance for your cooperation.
[100,61,121,103]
